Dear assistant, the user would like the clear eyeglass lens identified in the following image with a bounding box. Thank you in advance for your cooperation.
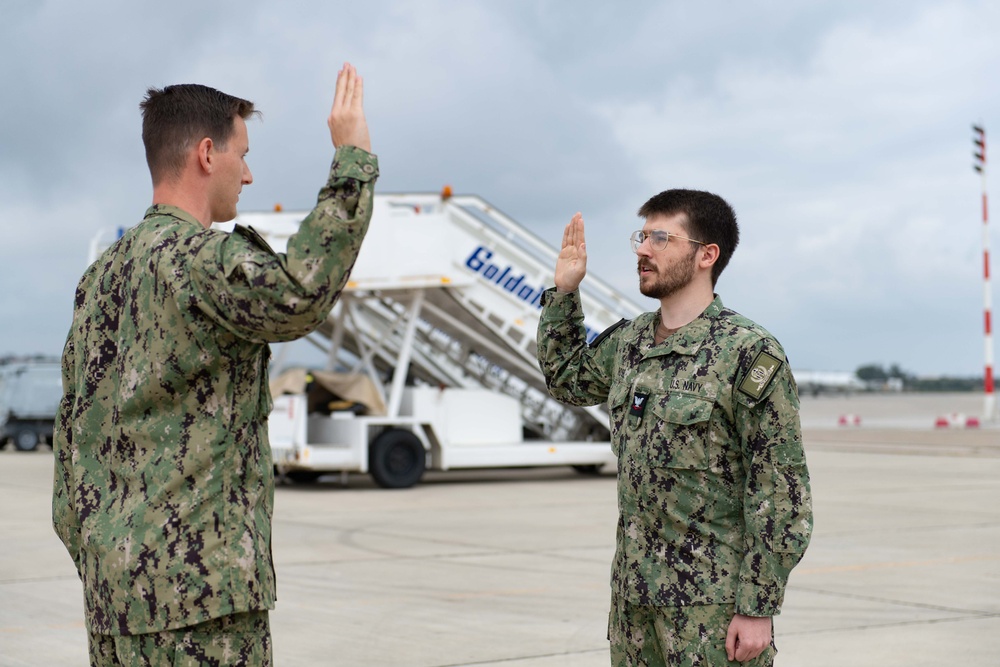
[629,232,642,253]
[631,231,669,253]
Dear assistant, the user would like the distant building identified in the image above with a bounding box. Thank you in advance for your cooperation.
[792,369,866,396]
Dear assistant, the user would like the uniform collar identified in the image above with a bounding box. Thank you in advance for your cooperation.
[143,204,204,228]
[640,295,724,359]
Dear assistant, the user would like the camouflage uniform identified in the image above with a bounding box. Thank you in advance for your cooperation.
[537,289,812,664]
[52,146,378,646]
[87,611,271,666]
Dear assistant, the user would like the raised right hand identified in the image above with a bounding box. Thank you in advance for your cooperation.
[328,63,371,152]
[554,212,587,293]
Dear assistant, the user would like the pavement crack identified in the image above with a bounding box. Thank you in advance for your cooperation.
[789,584,996,616]
[782,611,1000,637]
[429,647,607,666]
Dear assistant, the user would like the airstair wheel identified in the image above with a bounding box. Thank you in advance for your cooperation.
[369,429,426,489]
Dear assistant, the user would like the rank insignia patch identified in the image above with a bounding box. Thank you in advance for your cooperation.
[630,391,649,419]
[738,351,783,400]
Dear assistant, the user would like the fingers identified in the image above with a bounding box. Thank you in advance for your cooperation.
[333,64,349,110]
[332,63,356,112]
[726,615,770,662]
[554,212,587,293]
[328,62,372,152]
[725,623,738,662]
[343,64,356,108]
[568,212,583,248]
[562,213,582,249]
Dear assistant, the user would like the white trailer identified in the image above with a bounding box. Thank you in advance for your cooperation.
[94,192,646,487]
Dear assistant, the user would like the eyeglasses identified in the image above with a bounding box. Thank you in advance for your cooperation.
[630,230,706,253]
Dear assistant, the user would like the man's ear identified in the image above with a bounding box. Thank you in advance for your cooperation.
[699,243,720,269]
[196,137,214,174]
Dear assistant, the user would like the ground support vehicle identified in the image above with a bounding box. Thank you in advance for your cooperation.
[0,360,62,451]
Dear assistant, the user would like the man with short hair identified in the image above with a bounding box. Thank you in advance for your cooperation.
[537,190,812,666]
[53,63,377,666]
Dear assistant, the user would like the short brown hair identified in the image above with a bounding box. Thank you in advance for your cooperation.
[638,189,740,286]
[140,84,259,185]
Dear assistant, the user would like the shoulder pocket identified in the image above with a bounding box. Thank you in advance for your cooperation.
[770,441,811,554]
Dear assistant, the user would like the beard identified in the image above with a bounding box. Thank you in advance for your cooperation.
[637,249,697,299]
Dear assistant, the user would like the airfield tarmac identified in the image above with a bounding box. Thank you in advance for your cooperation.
[0,392,997,666]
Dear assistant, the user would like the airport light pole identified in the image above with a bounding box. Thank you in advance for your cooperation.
[972,124,996,421]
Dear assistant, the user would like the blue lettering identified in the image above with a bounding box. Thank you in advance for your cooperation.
[465,247,493,272]
[504,274,524,292]
[464,245,601,344]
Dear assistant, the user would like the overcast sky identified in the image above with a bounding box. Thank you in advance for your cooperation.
[2,0,999,376]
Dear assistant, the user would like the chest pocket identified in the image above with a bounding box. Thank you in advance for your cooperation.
[646,391,713,470]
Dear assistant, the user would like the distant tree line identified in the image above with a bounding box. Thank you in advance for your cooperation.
[855,364,983,392]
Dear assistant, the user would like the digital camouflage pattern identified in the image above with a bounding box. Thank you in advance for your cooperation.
[88,611,271,666]
[53,145,378,635]
[537,289,812,617]
[608,596,775,667]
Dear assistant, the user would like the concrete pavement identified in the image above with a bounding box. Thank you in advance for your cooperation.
[1,393,998,666]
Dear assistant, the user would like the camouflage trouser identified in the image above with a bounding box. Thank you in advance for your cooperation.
[608,595,776,667]
[87,611,271,667]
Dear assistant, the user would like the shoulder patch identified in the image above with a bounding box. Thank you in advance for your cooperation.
[589,318,629,349]
[737,350,783,400]
[234,224,277,255]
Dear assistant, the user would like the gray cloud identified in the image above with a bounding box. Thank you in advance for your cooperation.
[2,0,998,376]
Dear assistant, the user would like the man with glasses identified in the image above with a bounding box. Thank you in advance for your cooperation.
[536,190,812,666]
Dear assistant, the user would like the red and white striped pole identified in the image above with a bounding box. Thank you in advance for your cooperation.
[972,124,995,421]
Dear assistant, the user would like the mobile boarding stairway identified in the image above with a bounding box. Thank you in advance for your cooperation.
[93,192,647,487]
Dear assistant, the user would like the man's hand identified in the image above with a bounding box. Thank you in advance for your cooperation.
[328,63,371,152]
[554,212,587,293]
[725,614,772,662]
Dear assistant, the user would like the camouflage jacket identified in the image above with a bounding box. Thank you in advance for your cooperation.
[537,289,812,616]
[52,146,378,635]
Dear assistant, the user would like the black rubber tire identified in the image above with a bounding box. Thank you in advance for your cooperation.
[572,464,602,475]
[369,429,426,489]
[13,427,39,452]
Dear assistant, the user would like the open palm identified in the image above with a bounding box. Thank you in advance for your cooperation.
[554,212,587,293]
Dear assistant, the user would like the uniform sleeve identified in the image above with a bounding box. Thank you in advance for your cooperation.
[536,288,615,406]
[732,340,813,616]
[51,331,82,576]
[188,145,379,343]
